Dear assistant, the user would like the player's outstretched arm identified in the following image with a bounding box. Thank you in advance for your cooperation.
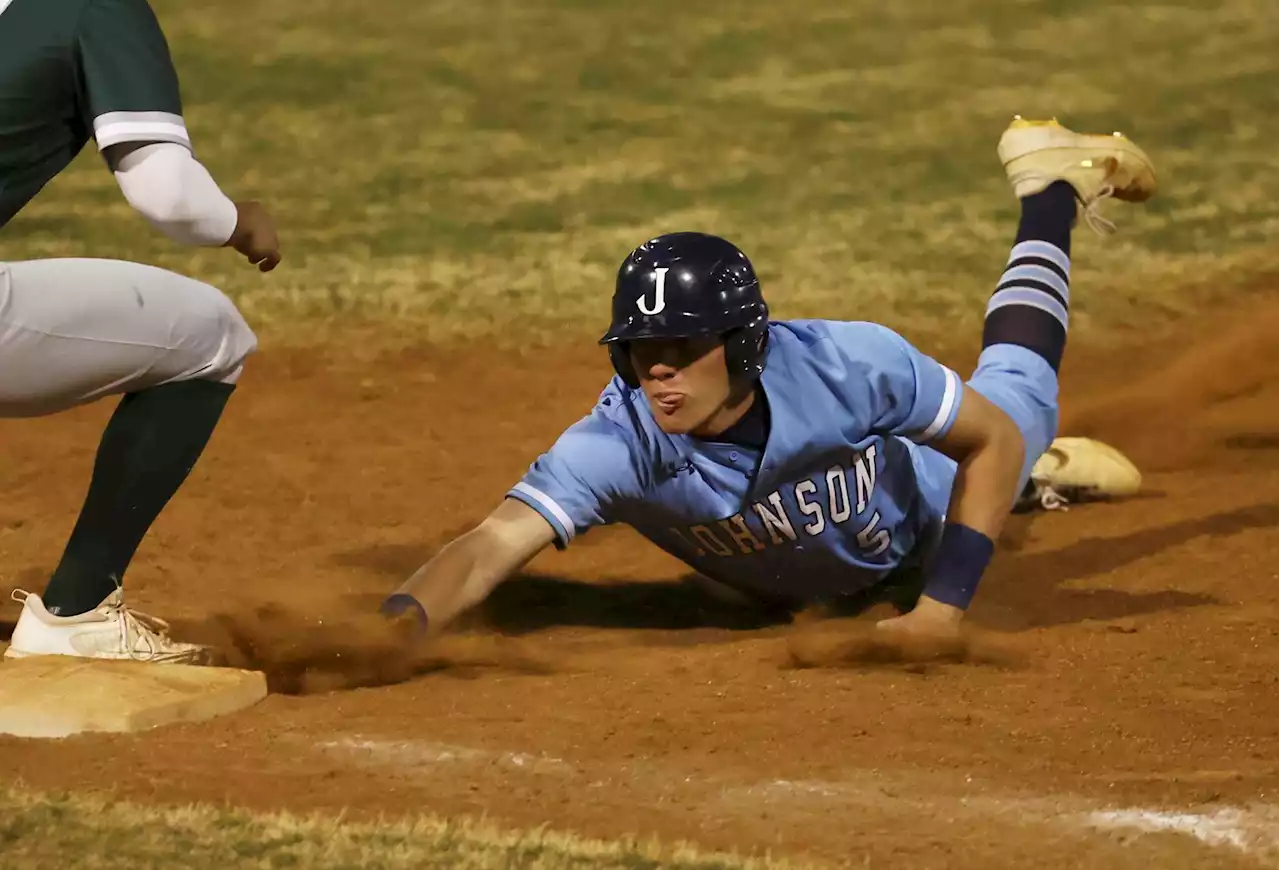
[880,384,1025,636]
[380,498,558,636]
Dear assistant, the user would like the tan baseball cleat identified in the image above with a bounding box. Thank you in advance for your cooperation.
[4,588,210,665]
[998,116,1157,234]
[1032,436,1142,500]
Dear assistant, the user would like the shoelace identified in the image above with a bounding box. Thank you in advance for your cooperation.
[1031,482,1072,512]
[104,597,177,662]
[1080,182,1117,236]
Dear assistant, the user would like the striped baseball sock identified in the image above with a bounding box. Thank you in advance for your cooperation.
[981,180,1076,371]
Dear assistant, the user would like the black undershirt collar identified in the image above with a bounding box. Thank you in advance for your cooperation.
[697,386,768,450]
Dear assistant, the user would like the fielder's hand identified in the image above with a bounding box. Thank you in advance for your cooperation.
[226,200,281,272]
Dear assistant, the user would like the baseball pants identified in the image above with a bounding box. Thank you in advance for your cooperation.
[0,258,257,418]
[910,341,1060,519]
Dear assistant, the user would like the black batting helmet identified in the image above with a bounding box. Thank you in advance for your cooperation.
[599,232,769,389]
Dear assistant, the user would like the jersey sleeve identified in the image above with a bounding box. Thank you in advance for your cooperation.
[74,0,191,152]
[505,409,643,550]
[829,322,964,444]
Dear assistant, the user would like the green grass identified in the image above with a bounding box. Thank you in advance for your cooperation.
[0,0,1275,346]
[0,787,829,870]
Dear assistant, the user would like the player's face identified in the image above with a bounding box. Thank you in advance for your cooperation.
[629,336,738,435]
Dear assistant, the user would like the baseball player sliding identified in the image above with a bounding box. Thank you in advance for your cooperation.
[1,0,279,662]
[382,118,1156,646]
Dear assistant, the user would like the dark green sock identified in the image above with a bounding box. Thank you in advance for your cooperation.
[41,380,237,617]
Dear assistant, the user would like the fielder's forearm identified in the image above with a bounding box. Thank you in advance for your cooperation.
[110,142,239,246]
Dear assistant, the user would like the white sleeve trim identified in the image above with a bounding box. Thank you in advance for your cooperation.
[914,366,961,443]
[511,482,576,542]
[112,142,238,246]
[94,111,192,151]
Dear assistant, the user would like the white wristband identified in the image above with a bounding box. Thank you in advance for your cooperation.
[111,142,239,247]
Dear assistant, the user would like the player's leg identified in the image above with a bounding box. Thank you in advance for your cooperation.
[0,257,257,663]
[875,176,1081,614]
[886,119,1156,613]
[966,118,1156,493]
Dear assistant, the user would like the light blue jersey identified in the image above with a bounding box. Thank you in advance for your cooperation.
[507,319,1058,604]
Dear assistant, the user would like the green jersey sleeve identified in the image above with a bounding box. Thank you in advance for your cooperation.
[74,0,191,151]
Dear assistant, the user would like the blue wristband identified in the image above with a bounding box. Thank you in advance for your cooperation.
[921,523,995,610]
[380,593,429,631]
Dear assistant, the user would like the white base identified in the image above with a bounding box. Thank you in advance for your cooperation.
[0,651,266,738]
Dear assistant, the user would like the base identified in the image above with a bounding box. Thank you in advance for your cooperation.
[0,654,267,738]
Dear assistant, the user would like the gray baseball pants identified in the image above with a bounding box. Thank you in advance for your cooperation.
[0,258,257,418]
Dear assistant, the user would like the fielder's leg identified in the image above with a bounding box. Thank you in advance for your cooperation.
[0,258,257,663]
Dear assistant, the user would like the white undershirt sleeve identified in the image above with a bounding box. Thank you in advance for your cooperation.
[110,142,239,247]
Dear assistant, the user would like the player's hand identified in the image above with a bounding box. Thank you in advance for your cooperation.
[379,592,431,638]
[225,200,281,272]
[875,595,965,651]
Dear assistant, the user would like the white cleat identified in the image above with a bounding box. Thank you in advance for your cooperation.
[3,588,210,665]
[998,116,1158,235]
[1027,436,1143,511]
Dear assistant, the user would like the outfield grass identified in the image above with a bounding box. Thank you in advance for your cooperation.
[0,0,1274,344]
[0,787,826,870]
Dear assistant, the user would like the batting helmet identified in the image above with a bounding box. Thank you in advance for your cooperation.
[598,232,769,389]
